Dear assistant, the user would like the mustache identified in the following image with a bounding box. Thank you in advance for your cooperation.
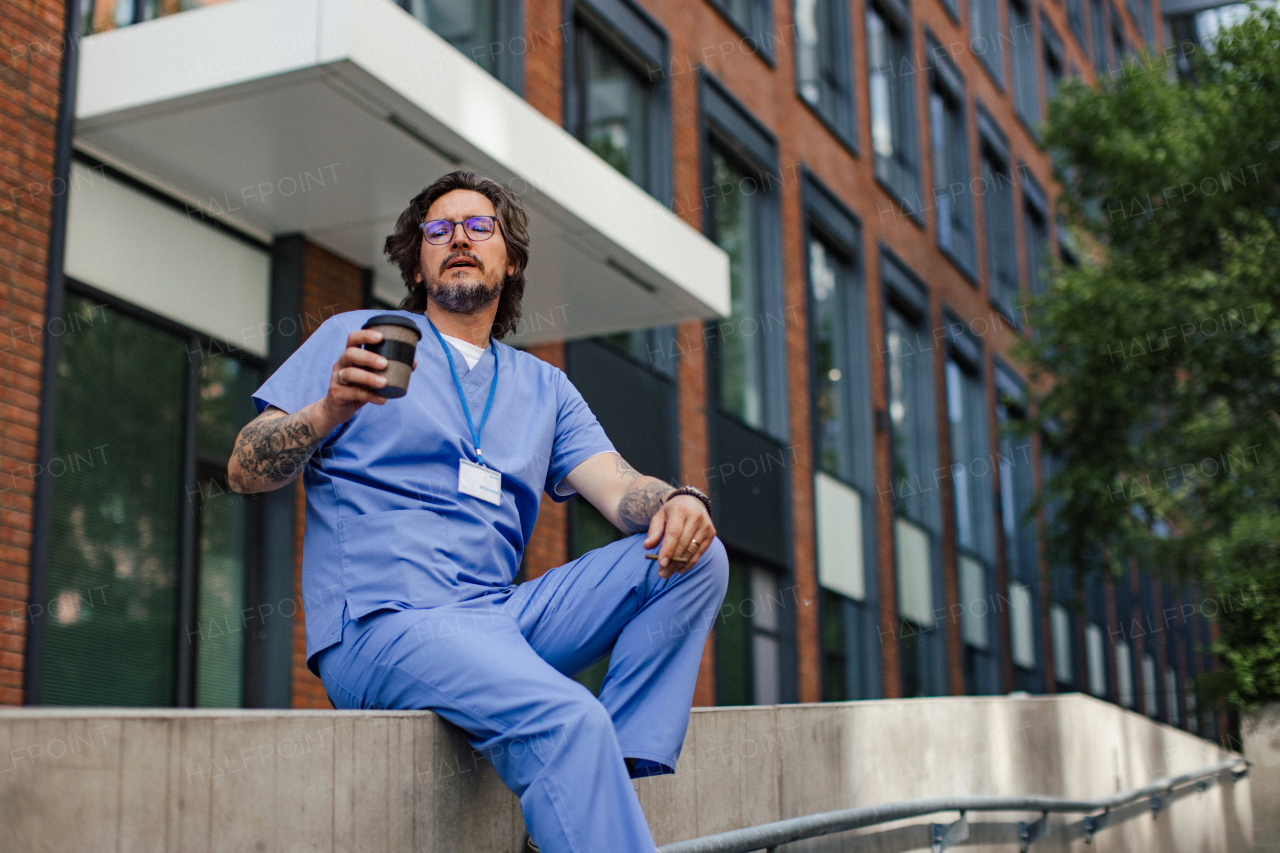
[440,251,484,275]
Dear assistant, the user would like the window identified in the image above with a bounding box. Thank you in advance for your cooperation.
[945,358,995,566]
[41,293,263,706]
[997,366,1038,690]
[718,557,786,705]
[868,2,922,217]
[807,179,876,702]
[969,0,1006,87]
[1041,15,1065,112]
[566,2,669,199]
[979,115,1020,322]
[1090,0,1109,74]
[1165,666,1180,725]
[1116,639,1135,707]
[404,0,521,88]
[1109,4,1127,72]
[571,26,652,188]
[1141,652,1158,716]
[884,262,944,697]
[710,149,768,430]
[796,0,855,142]
[1010,0,1039,128]
[708,0,774,58]
[948,338,998,695]
[1051,604,1073,685]
[1023,175,1050,297]
[1086,622,1107,696]
[1067,0,1087,50]
[1009,581,1036,669]
[928,41,976,276]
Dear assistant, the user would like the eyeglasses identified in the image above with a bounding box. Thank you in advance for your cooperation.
[419,216,500,245]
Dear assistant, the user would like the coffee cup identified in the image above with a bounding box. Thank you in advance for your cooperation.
[361,314,422,398]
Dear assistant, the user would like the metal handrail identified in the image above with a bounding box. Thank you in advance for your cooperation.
[656,755,1251,853]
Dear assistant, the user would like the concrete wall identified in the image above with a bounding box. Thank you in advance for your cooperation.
[1243,703,1279,853]
[0,694,1252,852]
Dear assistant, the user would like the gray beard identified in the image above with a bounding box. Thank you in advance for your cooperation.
[427,276,503,315]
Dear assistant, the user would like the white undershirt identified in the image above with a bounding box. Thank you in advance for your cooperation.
[440,333,486,370]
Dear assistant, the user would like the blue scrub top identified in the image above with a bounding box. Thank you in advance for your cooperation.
[251,310,617,674]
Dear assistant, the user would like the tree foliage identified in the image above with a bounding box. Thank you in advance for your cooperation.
[1023,6,1280,710]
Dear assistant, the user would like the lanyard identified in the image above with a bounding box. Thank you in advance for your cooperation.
[426,318,499,468]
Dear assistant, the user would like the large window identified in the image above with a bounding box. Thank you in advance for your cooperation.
[1067,0,1087,48]
[41,292,262,706]
[718,557,786,705]
[1042,15,1065,112]
[710,148,768,430]
[566,3,668,199]
[807,180,876,701]
[1010,0,1040,129]
[979,111,1020,323]
[969,0,1006,87]
[1023,175,1050,298]
[867,2,922,217]
[1090,0,1109,74]
[884,261,945,697]
[796,0,856,143]
[927,42,976,276]
[946,337,998,694]
[996,365,1039,691]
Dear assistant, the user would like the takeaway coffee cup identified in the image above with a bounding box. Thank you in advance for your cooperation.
[361,314,422,398]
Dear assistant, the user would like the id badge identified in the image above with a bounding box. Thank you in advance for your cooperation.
[458,459,502,505]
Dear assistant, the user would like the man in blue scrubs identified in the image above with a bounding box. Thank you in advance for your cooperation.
[228,171,729,853]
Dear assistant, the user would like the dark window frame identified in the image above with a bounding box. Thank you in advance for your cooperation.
[33,277,269,708]
[1021,166,1050,298]
[705,0,778,66]
[1041,12,1065,114]
[794,0,858,151]
[1009,0,1041,135]
[925,34,978,283]
[803,172,882,702]
[866,0,924,225]
[969,0,1008,90]
[699,71,790,443]
[400,0,526,94]
[977,104,1022,328]
[562,0,672,202]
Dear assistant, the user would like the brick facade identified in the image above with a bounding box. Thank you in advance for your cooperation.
[0,0,66,706]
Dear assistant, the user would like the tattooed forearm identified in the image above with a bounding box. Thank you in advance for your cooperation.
[618,475,675,533]
[229,409,324,493]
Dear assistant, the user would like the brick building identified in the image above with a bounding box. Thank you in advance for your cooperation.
[0,0,1225,738]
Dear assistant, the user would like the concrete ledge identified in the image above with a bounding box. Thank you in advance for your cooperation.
[0,695,1253,852]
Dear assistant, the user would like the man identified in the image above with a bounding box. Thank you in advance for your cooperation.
[228,171,729,853]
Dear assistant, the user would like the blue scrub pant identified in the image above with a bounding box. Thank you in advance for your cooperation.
[315,531,730,853]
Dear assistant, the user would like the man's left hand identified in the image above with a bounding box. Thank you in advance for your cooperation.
[644,495,715,579]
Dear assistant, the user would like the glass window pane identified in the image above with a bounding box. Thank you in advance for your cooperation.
[810,238,860,481]
[1011,0,1040,124]
[1087,622,1107,695]
[42,296,186,706]
[1165,667,1180,724]
[971,0,1005,83]
[1009,580,1036,668]
[885,307,937,527]
[710,150,765,429]
[959,554,989,649]
[1052,603,1073,684]
[1142,653,1158,715]
[820,590,847,701]
[408,0,498,72]
[895,518,934,627]
[1116,639,1134,707]
[717,559,753,705]
[867,8,894,160]
[982,150,1019,315]
[197,353,262,461]
[194,474,246,707]
[815,473,865,601]
[584,29,649,188]
[1024,203,1050,297]
[752,632,781,705]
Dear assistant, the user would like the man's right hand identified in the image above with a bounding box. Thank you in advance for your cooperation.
[227,329,416,494]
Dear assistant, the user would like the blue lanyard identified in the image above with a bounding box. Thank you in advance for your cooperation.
[426,318,499,468]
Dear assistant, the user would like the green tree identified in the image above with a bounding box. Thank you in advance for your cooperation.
[1024,6,1280,711]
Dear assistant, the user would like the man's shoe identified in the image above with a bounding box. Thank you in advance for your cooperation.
[525,833,540,852]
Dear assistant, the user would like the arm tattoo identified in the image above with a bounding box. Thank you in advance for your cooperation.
[615,455,675,533]
[234,410,323,485]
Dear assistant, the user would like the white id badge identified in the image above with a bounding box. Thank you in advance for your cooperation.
[458,459,502,505]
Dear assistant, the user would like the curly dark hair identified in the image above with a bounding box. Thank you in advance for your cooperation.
[382,171,530,339]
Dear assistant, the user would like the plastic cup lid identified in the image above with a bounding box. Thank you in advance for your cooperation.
[362,314,422,336]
